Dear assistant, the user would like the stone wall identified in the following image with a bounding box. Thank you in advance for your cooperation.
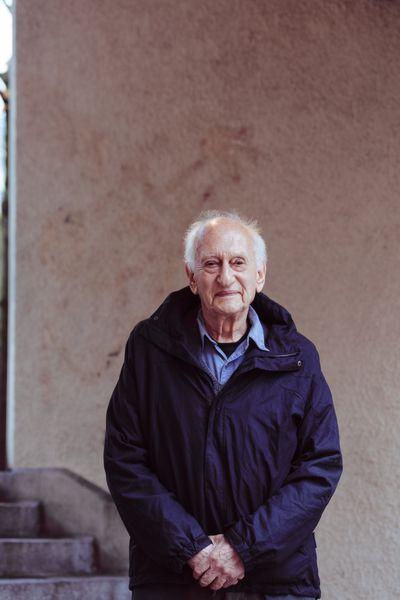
[10,1,400,598]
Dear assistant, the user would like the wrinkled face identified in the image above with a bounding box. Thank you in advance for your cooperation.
[185,219,266,318]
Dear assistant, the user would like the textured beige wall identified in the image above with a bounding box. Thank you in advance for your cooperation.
[10,0,400,597]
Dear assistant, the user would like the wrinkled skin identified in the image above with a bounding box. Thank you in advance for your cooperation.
[187,534,245,590]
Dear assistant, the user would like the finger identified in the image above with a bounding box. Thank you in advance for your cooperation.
[192,567,209,581]
[192,560,213,580]
[208,575,226,591]
[200,577,219,589]
[222,578,238,588]
[198,569,217,588]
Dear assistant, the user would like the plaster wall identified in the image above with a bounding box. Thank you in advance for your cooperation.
[10,1,400,598]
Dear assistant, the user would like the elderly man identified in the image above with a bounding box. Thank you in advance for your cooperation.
[103,210,343,600]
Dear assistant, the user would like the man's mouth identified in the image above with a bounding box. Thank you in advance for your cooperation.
[215,291,239,297]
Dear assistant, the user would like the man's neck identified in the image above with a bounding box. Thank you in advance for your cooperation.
[200,306,250,343]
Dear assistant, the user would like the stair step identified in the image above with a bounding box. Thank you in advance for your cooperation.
[0,576,131,600]
[0,537,96,577]
[0,500,41,537]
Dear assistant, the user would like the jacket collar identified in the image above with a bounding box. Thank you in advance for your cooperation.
[138,286,302,374]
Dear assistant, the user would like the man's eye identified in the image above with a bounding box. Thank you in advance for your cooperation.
[233,260,245,265]
[205,261,218,267]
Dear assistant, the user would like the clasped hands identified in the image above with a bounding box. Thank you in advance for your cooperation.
[187,533,245,591]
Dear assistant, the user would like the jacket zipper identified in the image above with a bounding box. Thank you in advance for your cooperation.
[265,351,299,358]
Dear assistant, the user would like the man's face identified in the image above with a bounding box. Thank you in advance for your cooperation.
[185,219,266,318]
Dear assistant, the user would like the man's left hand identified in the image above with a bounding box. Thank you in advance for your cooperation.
[192,533,245,591]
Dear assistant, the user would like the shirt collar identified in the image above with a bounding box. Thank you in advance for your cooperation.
[196,305,270,352]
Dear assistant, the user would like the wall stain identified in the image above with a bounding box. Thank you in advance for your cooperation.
[160,124,260,197]
[39,209,86,274]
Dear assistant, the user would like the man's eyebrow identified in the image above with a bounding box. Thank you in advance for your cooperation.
[200,254,247,261]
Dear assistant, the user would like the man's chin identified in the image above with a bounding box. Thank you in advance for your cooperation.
[214,293,241,302]
[214,299,246,314]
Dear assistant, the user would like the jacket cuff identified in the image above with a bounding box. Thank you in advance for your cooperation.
[167,533,214,573]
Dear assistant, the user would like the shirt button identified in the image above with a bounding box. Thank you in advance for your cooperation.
[297,360,302,366]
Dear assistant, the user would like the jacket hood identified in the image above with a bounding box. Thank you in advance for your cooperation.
[141,285,301,356]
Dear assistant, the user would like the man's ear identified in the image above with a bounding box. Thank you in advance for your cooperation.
[256,262,267,293]
[185,263,198,294]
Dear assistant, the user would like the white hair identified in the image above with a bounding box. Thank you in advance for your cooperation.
[183,209,268,272]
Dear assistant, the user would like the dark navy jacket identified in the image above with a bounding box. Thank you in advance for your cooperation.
[103,286,343,598]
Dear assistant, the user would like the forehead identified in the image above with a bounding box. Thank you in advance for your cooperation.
[196,221,253,258]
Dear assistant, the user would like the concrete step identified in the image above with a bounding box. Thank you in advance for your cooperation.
[0,536,96,577]
[0,500,41,537]
[0,576,131,600]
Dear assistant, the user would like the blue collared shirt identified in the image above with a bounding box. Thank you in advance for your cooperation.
[196,305,270,393]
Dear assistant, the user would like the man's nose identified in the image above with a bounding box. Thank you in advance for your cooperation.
[217,261,235,286]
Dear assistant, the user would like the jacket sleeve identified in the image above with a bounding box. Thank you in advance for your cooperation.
[103,331,213,573]
[223,364,343,572]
